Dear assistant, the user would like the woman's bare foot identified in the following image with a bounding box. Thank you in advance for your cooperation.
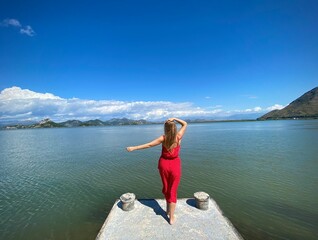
[169,215,176,225]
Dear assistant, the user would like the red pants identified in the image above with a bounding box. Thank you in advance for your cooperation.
[158,158,181,203]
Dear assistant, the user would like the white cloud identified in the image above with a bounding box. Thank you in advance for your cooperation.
[233,104,285,114]
[1,18,21,27]
[0,86,61,100]
[0,87,286,122]
[0,87,224,122]
[266,104,285,111]
[20,25,35,36]
[244,106,262,112]
[206,105,222,109]
[1,18,35,37]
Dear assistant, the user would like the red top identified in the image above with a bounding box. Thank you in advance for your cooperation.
[160,135,181,160]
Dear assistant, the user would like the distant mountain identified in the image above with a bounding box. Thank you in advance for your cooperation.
[258,87,318,120]
[35,118,62,128]
[80,119,105,127]
[2,118,152,130]
[60,120,82,127]
[106,118,148,125]
[3,118,62,129]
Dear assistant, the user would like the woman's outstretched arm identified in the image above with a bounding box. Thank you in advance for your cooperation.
[126,135,164,152]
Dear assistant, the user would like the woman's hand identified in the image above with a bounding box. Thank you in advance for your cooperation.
[166,118,175,122]
[126,147,134,152]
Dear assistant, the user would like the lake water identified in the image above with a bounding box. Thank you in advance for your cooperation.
[0,120,317,240]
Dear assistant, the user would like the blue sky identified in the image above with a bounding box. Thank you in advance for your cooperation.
[0,0,317,122]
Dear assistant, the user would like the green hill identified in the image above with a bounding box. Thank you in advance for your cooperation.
[258,87,318,120]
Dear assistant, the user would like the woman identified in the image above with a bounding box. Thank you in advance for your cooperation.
[126,117,187,225]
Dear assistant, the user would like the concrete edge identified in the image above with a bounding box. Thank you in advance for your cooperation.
[95,199,120,240]
[209,198,244,240]
[96,198,244,240]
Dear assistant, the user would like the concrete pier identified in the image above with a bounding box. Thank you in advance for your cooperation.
[96,197,243,240]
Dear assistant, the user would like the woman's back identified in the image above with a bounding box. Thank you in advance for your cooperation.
[161,135,181,160]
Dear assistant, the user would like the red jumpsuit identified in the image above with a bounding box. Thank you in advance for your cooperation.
[158,136,182,203]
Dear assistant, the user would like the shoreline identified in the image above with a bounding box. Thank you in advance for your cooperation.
[2,117,318,130]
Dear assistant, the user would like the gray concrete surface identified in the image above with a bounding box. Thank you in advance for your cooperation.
[96,198,243,240]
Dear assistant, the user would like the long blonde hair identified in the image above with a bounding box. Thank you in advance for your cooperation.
[163,121,178,150]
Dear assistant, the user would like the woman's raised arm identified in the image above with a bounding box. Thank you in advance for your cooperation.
[167,118,187,138]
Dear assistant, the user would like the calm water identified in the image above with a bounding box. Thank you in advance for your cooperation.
[1,120,318,240]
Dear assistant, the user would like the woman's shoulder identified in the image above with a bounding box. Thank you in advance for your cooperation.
[177,133,183,140]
